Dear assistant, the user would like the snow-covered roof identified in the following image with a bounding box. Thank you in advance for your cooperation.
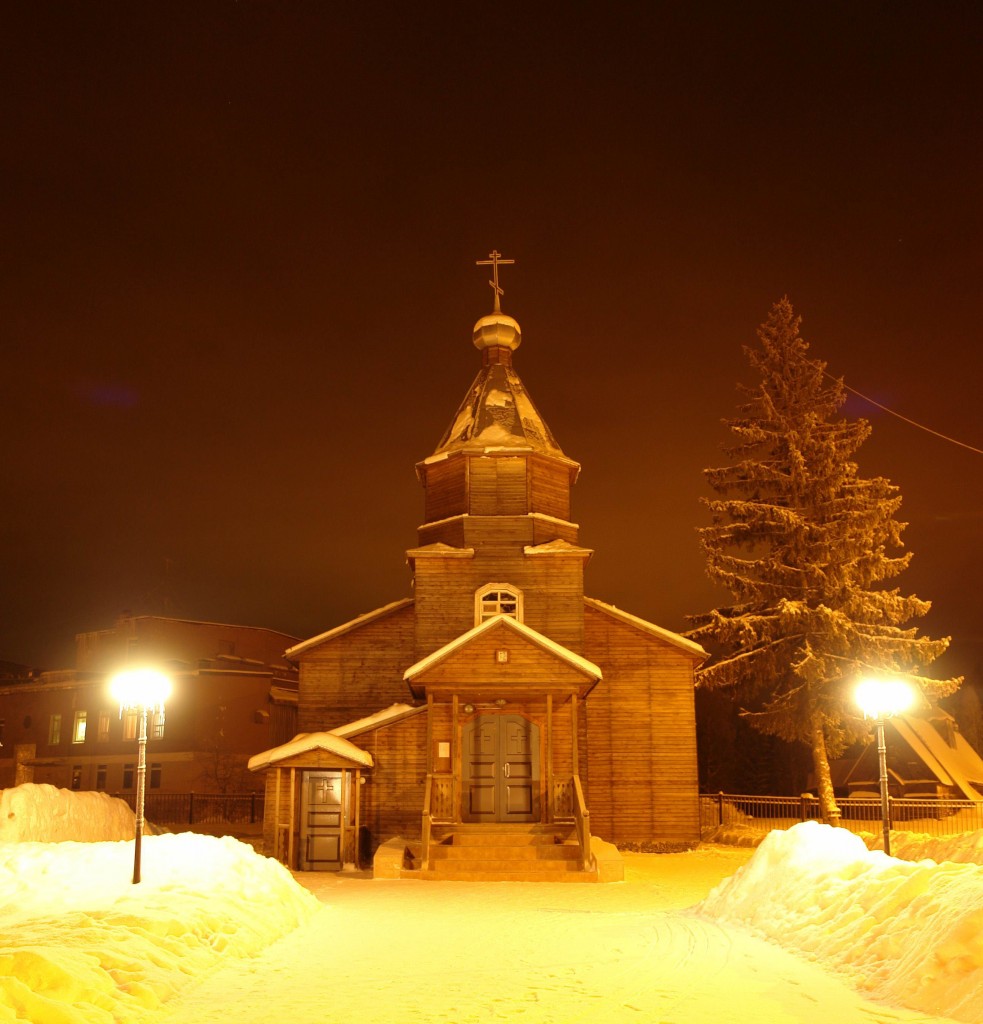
[285,598,413,659]
[584,597,708,660]
[429,347,575,464]
[524,538,593,558]
[247,732,374,772]
[330,703,424,738]
[892,713,983,800]
[405,542,476,558]
[403,614,602,682]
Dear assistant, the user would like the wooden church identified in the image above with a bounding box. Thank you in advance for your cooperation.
[250,254,706,880]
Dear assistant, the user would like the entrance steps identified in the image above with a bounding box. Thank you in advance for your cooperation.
[402,824,598,882]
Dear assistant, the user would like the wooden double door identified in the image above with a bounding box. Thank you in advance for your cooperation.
[463,714,540,823]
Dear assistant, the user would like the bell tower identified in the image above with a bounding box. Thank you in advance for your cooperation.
[408,253,592,659]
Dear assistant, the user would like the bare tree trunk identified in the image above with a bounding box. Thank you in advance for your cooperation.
[810,710,841,826]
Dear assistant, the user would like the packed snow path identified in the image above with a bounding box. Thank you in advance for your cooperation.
[157,850,947,1024]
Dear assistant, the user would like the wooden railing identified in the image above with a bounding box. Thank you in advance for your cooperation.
[420,773,455,872]
[552,776,592,871]
[420,775,433,871]
[572,775,592,871]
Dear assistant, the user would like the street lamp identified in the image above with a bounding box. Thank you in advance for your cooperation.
[109,668,171,883]
[855,677,917,856]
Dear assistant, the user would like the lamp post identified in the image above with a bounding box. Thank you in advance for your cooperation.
[855,677,916,857]
[109,668,171,883]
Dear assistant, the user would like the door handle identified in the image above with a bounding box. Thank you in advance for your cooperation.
[503,762,511,778]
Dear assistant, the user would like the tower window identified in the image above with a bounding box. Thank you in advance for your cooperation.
[476,585,523,625]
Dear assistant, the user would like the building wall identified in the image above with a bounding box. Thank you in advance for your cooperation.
[297,603,416,732]
[583,605,701,845]
[0,615,299,795]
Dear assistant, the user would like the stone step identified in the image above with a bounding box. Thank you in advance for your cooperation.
[404,866,598,883]
[432,855,583,873]
[431,843,580,861]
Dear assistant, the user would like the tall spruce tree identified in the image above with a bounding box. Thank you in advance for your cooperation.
[691,298,959,822]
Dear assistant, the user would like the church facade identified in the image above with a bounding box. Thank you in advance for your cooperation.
[251,259,705,878]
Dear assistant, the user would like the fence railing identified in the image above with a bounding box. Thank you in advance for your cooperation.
[700,792,983,839]
[113,791,264,825]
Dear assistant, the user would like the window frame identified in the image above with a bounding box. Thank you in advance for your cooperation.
[72,710,87,744]
[474,583,524,626]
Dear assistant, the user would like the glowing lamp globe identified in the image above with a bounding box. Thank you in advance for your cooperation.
[855,677,916,720]
[110,668,171,710]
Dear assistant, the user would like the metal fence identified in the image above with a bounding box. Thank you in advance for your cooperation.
[113,791,265,825]
[700,792,983,839]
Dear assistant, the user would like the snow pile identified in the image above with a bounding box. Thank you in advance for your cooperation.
[696,821,983,1022]
[0,833,320,1023]
[0,782,142,842]
[871,827,983,865]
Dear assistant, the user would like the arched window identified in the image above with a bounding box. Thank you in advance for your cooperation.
[475,584,523,625]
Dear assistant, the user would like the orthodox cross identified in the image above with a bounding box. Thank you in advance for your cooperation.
[476,250,515,313]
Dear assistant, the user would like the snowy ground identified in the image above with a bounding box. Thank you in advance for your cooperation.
[3,784,983,1023]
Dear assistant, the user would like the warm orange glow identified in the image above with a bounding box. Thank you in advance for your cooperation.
[855,677,916,719]
[109,668,172,710]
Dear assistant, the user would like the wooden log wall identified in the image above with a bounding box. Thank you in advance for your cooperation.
[297,603,416,731]
[583,604,701,845]
[356,714,429,854]
[412,552,586,660]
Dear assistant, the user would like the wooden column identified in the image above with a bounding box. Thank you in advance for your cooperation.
[570,693,579,778]
[426,692,434,773]
[273,766,282,862]
[451,694,460,823]
[353,769,361,869]
[546,694,553,823]
[287,767,296,870]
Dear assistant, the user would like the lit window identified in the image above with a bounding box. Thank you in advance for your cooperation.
[95,765,107,790]
[150,709,165,739]
[122,709,138,740]
[122,763,134,789]
[97,710,111,742]
[475,584,523,625]
[150,763,162,789]
[72,711,87,744]
[48,714,62,745]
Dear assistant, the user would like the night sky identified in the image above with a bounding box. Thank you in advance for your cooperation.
[3,2,981,682]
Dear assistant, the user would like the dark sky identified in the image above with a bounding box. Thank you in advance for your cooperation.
[2,2,981,681]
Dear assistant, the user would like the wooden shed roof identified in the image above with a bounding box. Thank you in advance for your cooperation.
[247,731,374,772]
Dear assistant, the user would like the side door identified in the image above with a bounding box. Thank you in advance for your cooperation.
[300,770,344,870]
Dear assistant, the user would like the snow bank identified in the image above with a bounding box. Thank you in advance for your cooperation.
[0,782,319,1023]
[0,833,320,1023]
[696,821,983,1022]
[0,783,145,842]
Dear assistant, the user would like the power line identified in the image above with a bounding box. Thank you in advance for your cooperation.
[825,371,983,456]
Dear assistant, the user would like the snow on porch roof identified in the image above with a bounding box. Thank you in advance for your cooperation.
[247,732,374,772]
[584,597,707,660]
[284,598,414,659]
[403,614,602,682]
[331,702,425,738]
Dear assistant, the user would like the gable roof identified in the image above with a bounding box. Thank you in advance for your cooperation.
[584,597,707,660]
[285,598,414,659]
[247,731,374,772]
[892,712,983,800]
[403,614,602,684]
